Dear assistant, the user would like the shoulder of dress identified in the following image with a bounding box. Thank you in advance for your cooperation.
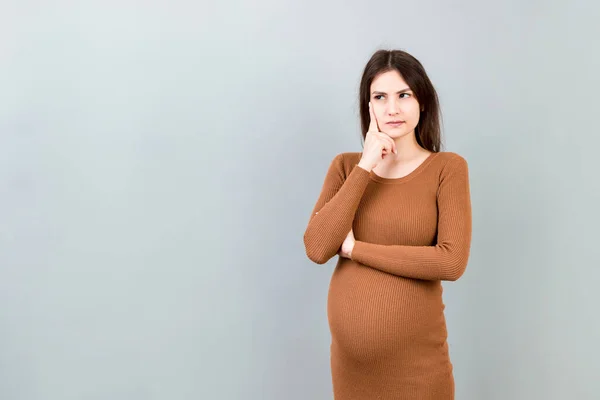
[333,151,363,176]
[435,151,468,167]
[432,152,469,182]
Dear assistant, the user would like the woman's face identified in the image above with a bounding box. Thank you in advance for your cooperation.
[369,70,421,139]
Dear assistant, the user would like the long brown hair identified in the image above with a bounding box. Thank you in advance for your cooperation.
[359,49,443,152]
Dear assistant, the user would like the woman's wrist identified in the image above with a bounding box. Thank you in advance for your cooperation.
[357,160,372,172]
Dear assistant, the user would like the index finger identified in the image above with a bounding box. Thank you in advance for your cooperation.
[368,102,380,133]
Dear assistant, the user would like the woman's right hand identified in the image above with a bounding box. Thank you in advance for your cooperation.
[358,102,397,171]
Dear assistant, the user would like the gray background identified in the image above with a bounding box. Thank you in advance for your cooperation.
[1,0,599,399]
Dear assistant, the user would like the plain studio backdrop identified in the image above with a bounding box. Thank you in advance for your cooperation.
[1,1,599,399]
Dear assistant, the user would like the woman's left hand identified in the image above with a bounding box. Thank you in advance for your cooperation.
[338,229,356,259]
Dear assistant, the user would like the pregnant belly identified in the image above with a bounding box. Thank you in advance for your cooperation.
[327,258,448,362]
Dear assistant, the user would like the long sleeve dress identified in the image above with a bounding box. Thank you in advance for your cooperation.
[303,151,472,400]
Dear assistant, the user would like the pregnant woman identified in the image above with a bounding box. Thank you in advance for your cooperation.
[303,49,472,400]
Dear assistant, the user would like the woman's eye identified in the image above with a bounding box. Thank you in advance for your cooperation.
[373,93,410,100]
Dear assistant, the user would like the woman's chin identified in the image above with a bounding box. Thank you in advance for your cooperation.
[383,130,407,138]
[382,127,416,139]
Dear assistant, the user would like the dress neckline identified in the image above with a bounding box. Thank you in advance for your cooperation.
[366,152,439,184]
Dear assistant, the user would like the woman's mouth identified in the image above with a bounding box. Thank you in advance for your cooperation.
[386,121,405,127]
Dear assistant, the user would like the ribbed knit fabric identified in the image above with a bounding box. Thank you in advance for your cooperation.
[303,151,472,400]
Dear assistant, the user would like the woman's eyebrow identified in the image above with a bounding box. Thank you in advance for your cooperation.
[371,88,412,95]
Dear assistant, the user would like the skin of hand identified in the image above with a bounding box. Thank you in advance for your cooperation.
[338,229,356,259]
[357,102,397,171]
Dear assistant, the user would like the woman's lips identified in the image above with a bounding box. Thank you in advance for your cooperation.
[386,121,405,126]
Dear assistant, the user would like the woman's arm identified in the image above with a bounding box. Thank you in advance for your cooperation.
[303,153,371,264]
[350,155,472,281]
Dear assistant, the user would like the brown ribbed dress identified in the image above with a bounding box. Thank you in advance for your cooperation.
[303,151,472,400]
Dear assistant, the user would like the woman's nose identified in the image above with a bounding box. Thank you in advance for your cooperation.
[387,101,400,115]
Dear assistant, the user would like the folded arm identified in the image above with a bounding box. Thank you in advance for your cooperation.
[303,154,371,264]
[350,155,472,281]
